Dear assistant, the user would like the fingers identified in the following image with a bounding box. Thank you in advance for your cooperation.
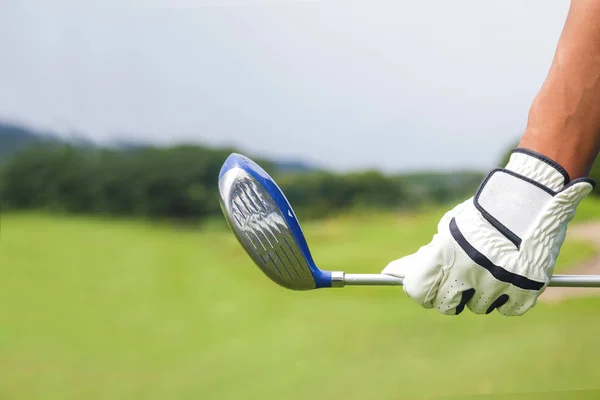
[432,281,506,316]
[458,288,535,316]
[382,200,470,309]
[485,294,510,314]
[432,286,475,315]
[496,294,538,316]
[388,255,540,317]
[436,290,511,316]
[381,252,415,278]
[432,274,524,316]
[464,287,506,315]
[382,244,447,309]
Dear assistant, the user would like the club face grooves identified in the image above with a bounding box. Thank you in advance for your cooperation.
[219,168,317,290]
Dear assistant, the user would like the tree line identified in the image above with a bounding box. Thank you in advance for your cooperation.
[0,143,489,222]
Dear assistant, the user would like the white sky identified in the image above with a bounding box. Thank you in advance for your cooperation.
[0,0,571,172]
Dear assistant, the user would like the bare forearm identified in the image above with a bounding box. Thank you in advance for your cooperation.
[520,0,600,179]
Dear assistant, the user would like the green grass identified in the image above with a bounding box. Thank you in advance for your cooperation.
[572,195,600,223]
[554,196,600,272]
[1,203,600,399]
[554,239,596,273]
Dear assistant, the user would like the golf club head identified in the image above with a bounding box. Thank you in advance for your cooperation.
[218,153,332,290]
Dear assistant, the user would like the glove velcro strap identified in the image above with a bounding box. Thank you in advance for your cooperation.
[474,169,556,248]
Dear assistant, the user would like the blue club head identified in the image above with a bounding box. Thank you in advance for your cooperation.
[218,153,332,290]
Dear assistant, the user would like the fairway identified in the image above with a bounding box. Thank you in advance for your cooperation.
[2,201,600,399]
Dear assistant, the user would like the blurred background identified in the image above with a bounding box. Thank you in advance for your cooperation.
[2,1,600,399]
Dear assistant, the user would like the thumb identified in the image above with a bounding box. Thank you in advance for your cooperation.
[554,179,594,221]
[382,253,415,278]
[526,178,594,244]
[382,233,451,308]
[520,179,594,278]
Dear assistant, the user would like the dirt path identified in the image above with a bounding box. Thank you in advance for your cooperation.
[540,221,600,303]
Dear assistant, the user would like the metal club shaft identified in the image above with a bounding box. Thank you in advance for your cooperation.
[331,272,600,288]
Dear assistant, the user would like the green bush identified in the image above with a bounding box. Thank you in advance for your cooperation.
[0,143,484,222]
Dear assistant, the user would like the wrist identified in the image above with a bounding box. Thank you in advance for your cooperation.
[518,135,593,181]
[520,95,600,179]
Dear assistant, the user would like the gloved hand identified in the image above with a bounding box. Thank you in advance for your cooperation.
[382,148,595,316]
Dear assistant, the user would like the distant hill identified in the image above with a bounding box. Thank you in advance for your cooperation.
[0,122,61,161]
[273,160,320,174]
[0,123,158,163]
[0,121,321,174]
[0,122,106,161]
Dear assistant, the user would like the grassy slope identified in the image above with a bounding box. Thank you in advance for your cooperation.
[555,196,600,272]
[1,198,600,399]
[573,196,600,223]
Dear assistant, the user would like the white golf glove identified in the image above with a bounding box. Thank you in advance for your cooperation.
[382,148,595,316]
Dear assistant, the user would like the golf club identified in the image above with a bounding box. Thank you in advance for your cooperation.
[218,153,600,290]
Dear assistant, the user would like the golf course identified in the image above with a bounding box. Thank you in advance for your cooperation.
[5,2,600,398]
[2,197,600,399]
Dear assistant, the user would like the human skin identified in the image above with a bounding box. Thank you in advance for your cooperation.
[520,0,600,179]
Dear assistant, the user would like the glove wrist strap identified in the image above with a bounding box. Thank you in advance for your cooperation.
[505,148,570,190]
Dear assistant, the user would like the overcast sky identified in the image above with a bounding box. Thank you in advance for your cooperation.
[0,0,571,172]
